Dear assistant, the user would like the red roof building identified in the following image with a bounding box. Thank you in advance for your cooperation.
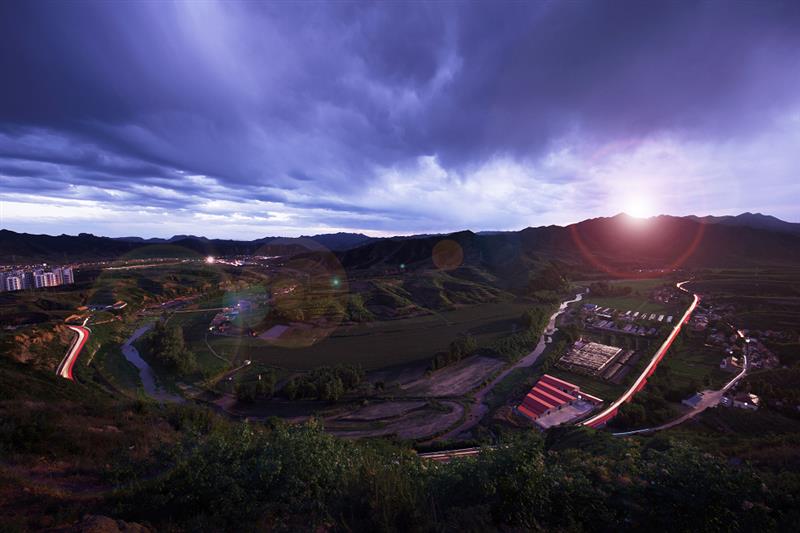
[517,374,603,422]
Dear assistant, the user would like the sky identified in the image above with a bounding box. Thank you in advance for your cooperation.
[1,1,799,239]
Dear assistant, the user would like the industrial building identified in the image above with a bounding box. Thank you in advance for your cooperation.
[517,374,603,428]
[558,340,622,375]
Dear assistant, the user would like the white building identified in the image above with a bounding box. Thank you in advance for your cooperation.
[5,275,22,292]
[732,392,760,411]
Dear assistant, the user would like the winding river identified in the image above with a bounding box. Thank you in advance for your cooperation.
[121,323,183,403]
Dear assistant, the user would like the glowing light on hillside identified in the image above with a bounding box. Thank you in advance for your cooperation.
[624,194,653,218]
[205,256,215,264]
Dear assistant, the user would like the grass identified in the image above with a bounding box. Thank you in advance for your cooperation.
[657,337,732,390]
[545,367,627,400]
[202,301,535,371]
[484,366,534,410]
[581,277,681,315]
[81,322,146,393]
[583,295,672,314]
[685,268,800,330]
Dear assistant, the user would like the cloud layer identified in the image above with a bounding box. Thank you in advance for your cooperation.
[1,1,799,238]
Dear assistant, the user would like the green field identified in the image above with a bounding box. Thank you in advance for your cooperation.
[582,295,671,314]
[657,335,732,391]
[200,301,536,371]
[686,268,800,330]
[582,277,680,315]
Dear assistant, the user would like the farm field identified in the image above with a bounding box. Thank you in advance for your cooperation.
[582,295,672,315]
[582,277,681,315]
[686,268,800,330]
[202,300,535,371]
[657,336,732,391]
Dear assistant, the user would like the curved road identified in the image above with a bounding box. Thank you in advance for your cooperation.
[437,289,586,440]
[613,327,749,436]
[581,280,698,428]
[419,281,707,459]
[56,325,90,381]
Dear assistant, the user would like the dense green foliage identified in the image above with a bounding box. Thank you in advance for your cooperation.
[108,421,797,532]
[587,280,634,297]
[527,262,570,294]
[431,333,478,370]
[145,321,198,375]
[747,368,800,418]
[282,364,365,401]
[485,307,548,362]
[346,293,375,322]
[609,366,691,429]
[236,369,278,403]
[766,341,800,367]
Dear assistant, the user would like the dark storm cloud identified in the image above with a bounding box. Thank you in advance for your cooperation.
[1,0,800,236]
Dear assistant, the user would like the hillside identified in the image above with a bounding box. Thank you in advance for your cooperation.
[689,212,800,234]
[2,355,798,532]
[338,214,800,276]
[4,214,800,276]
[0,230,374,263]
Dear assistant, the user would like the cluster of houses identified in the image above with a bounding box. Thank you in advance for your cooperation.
[209,301,252,335]
[650,285,682,305]
[582,303,673,337]
[720,392,761,411]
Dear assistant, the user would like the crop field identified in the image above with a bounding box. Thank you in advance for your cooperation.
[687,268,800,330]
[582,277,680,315]
[658,336,731,390]
[199,301,535,371]
[582,295,673,314]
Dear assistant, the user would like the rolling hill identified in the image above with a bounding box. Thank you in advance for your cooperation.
[3,214,800,274]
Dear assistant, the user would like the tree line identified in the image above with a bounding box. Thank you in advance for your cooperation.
[110,417,798,532]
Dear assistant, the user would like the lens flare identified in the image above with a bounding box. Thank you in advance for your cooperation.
[569,218,705,278]
[432,239,464,271]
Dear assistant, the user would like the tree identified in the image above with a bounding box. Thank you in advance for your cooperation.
[521,308,547,331]
[148,322,197,375]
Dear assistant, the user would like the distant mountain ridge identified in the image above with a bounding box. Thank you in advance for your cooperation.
[687,212,800,234]
[2,213,799,270]
[336,213,800,282]
[111,232,374,250]
[0,229,376,264]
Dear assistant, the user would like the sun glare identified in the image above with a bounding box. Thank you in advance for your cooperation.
[624,195,653,219]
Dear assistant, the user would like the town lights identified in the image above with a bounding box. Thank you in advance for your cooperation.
[205,256,215,264]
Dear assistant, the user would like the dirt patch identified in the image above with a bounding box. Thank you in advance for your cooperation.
[258,324,289,340]
[3,324,72,368]
[367,360,428,387]
[338,401,426,422]
[402,355,505,397]
[327,400,464,440]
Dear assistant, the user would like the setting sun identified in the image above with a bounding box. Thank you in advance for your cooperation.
[624,195,654,218]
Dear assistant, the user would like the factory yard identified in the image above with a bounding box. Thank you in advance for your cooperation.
[535,399,594,429]
[558,340,621,374]
[556,339,638,383]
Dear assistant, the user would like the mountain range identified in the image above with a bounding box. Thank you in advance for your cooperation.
[2,213,799,275]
